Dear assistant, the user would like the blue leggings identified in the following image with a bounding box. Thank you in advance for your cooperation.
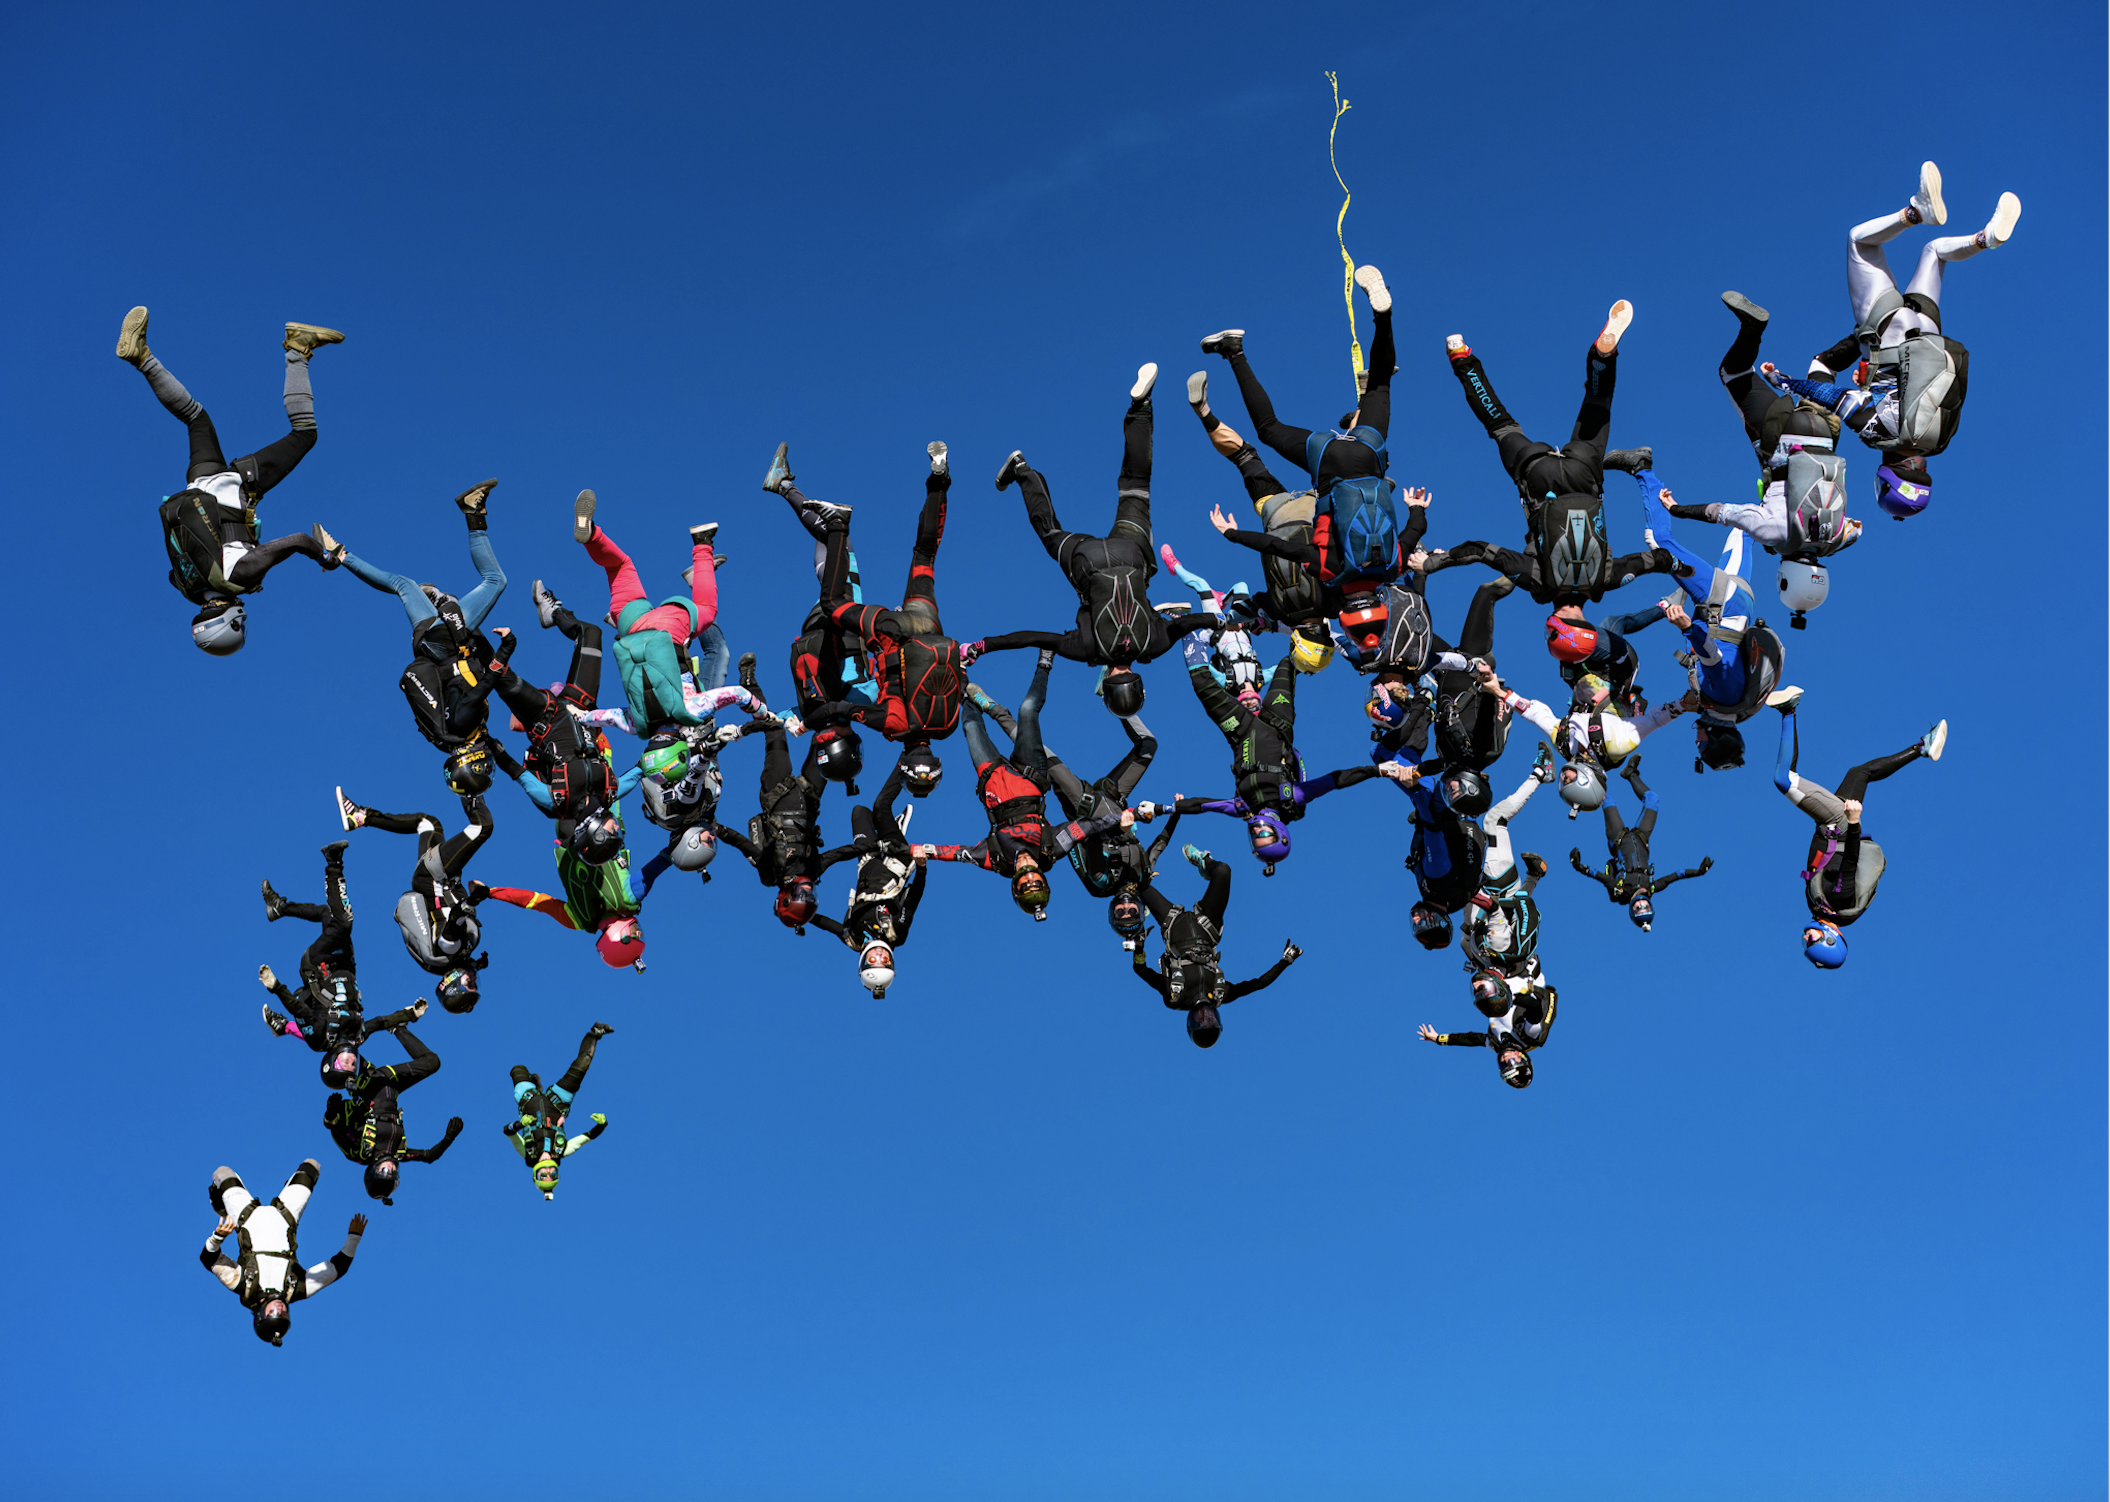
[1773,709,1798,793]
[1632,468,1717,606]
[343,530,506,629]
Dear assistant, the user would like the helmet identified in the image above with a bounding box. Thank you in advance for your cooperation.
[1010,868,1051,919]
[669,826,717,872]
[252,1300,291,1346]
[897,742,944,797]
[191,600,247,656]
[1544,613,1598,664]
[1778,560,1829,628]
[1101,669,1146,717]
[1875,459,1931,519]
[1289,626,1336,674]
[1559,763,1607,813]
[1439,768,1491,816]
[812,726,864,783]
[320,1049,360,1090]
[1628,894,1654,931]
[595,918,644,967]
[1410,903,1453,951]
[363,1160,398,1203]
[1338,593,1388,655]
[568,808,625,866]
[1186,1002,1223,1048]
[858,941,896,997]
[531,1157,560,1198]
[1247,811,1290,863]
[444,742,495,796]
[1696,722,1745,772]
[1804,920,1847,969]
[1569,673,1613,712]
[1470,969,1511,1016]
[639,737,689,784]
[437,968,480,1013]
[774,881,817,928]
[1499,1050,1534,1089]
[1107,890,1145,937]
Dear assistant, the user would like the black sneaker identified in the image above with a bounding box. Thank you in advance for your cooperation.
[738,653,762,699]
[994,451,1028,491]
[1602,448,1653,474]
[262,880,287,921]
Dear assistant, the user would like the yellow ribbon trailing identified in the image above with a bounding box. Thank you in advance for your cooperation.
[1327,71,1364,402]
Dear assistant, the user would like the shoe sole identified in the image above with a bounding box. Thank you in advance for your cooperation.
[995,451,1024,491]
[1923,720,1947,762]
[115,306,149,361]
[1984,192,2020,247]
[1199,330,1243,353]
[764,442,792,492]
[533,580,559,627]
[1765,687,1803,709]
[1353,265,1391,314]
[927,440,947,476]
[1131,363,1158,401]
[1597,301,1633,351]
[1185,371,1208,409]
[574,490,597,544]
[1917,161,1946,226]
[1720,291,1768,325]
[455,478,497,512]
[336,786,353,832]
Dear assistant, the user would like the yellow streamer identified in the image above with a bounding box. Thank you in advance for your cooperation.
[1326,72,1364,401]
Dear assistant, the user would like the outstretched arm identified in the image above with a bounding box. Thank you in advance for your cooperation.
[1131,947,1169,999]
[400,1117,465,1163]
[1569,848,1617,895]
[1226,939,1302,1000]
[301,1215,368,1294]
[1650,857,1712,894]
[1142,809,1184,872]
[1417,1025,1490,1047]
[200,1226,242,1290]
[710,822,761,861]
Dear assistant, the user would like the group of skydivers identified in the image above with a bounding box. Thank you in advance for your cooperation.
[145,162,2014,1345]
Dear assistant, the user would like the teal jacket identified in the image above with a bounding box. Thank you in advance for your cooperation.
[612,597,704,728]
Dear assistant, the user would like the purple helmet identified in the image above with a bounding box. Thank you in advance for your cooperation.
[1875,461,1931,519]
[1247,811,1291,863]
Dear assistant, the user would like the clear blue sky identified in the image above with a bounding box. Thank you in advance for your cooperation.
[3,3,2101,1497]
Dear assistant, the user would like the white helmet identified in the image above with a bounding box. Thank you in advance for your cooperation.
[668,826,717,872]
[858,942,896,998]
[191,601,247,655]
[1778,560,1829,625]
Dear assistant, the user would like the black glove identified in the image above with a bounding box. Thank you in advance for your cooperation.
[1699,856,1714,873]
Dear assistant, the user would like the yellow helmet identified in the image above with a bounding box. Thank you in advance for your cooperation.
[1289,628,1335,674]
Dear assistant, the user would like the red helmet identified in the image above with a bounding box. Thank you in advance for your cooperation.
[1545,613,1598,664]
[774,881,817,928]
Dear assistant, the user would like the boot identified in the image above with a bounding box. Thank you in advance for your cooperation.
[283,322,345,356]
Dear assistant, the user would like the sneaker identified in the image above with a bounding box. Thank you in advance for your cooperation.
[1182,843,1211,872]
[1445,334,1471,361]
[321,840,349,860]
[763,442,794,494]
[115,305,150,364]
[258,964,277,991]
[806,498,852,526]
[994,450,1028,492]
[410,998,429,1021]
[1199,329,1244,357]
[1353,264,1392,314]
[590,1021,616,1038]
[1920,719,1947,762]
[311,523,345,564]
[1721,290,1769,327]
[1595,300,1633,354]
[965,683,997,712]
[1766,686,1803,714]
[261,880,286,921]
[1186,370,1210,415]
[689,522,719,548]
[1622,754,1644,782]
[1912,161,1947,226]
[1531,741,1555,784]
[1981,191,2021,249]
[283,322,345,357]
[1130,362,1158,402]
[1520,852,1548,881]
[453,478,497,516]
[928,440,948,477]
[737,652,761,699]
[334,787,365,832]
[532,578,562,629]
[1602,447,1653,474]
[573,489,597,545]
[262,1004,290,1037]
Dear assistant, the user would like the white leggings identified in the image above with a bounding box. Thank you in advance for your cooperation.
[1482,768,1547,882]
[1848,211,1984,345]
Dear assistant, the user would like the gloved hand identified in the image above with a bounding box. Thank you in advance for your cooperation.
[445,1117,464,1137]
[959,641,986,666]
[1282,940,1302,963]
[1698,856,1714,873]
[590,1113,606,1125]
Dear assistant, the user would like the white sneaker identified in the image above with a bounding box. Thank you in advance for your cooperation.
[1596,300,1633,353]
[928,441,948,477]
[1131,363,1158,402]
[1982,192,2020,248]
[1921,719,1947,762]
[1912,161,1947,226]
[1353,264,1391,314]
[1765,686,1803,713]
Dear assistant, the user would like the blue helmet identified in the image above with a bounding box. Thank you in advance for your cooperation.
[1875,461,1931,519]
[1804,920,1847,969]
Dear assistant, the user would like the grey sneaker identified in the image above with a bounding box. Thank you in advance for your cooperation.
[532,579,562,629]
[994,450,1027,491]
[115,305,150,364]
[573,490,597,545]
[283,322,345,357]
[763,442,794,494]
[262,1004,290,1037]
[928,441,948,477]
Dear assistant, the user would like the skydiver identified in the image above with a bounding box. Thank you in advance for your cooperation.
[322,1025,463,1205]
[504,1022,615,1200]
[330,789,493,1011]
[1128,843,1303,1048]
[1566,755,1713,931]
[200,1160,366,1346]
[571,489,723,735]
[1417,970,1557,1089]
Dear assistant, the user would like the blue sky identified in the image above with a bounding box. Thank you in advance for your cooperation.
[2,2,2102,1497]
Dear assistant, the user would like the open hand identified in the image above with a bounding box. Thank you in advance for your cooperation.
[1209,504,1237,535]
[1416,1024,1439,1043]
[1403,487,1431,509]
[348,1214,370,1236]
[214,1217,237,1239]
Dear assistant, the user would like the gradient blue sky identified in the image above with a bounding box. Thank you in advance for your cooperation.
[3,3,2102,1498]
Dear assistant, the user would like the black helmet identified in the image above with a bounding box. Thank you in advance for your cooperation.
[1470,969,1510,1016]
[1102,668,1146,717]
[252,1300,291,1346]
[320,1049,360,1090]
[897,742,943,797]
[812,726,864,783]
[1499,1050,1534,1089]
[1107,890,1145,937]
[363,1160,398,1204]
[1440,768,1491,816]
[568,808,625,866]
[437,967,480,1013]
[1410,903,1453,951]
[1186,1002,1223,1048]
[444,743,494,796]
[1010,868,1051,920]
[1696,721,1745,771]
